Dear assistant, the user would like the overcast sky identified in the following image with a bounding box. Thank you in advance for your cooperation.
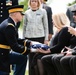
[19,0,75,14]
[48,0,74,14]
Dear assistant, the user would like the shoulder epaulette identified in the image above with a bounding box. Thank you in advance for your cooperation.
[8,23,15,27]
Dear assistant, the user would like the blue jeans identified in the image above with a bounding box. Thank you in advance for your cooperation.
[0,51,27,75]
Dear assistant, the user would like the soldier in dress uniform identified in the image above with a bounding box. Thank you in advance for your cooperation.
[0,0,21,31]
[0,1,28,75]
[0,5,31,75]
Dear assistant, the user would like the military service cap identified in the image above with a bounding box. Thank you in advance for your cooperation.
[7,5,24,15]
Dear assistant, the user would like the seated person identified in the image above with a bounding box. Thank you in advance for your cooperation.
[38,10,76,75]
[31,12,73,75]
[60,26,76,75]
[52,9,76,75]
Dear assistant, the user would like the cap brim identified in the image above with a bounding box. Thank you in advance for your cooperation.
[72,11,76,12]
[20,12,25,15]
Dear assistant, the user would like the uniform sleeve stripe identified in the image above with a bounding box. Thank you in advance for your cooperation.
[24,39,28,46]
[21,47,27,54]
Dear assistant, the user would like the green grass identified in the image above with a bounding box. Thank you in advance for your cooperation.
[10,70,28,75]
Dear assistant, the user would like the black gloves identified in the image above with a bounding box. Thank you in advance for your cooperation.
[24,39,31,48]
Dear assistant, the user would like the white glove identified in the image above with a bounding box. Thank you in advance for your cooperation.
[31,48,37,52]
[31,41,41,45]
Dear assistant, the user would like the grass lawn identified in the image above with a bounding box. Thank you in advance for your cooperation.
[10,70,28,75]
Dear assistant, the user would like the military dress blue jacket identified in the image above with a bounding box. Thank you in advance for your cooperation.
[0,17,30,72]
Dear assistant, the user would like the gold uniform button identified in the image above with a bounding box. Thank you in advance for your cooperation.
[1,53,3,55]
[1,3,3,5]
[0,15,2,17]
[1,11,3,13]
[1,7,3,9]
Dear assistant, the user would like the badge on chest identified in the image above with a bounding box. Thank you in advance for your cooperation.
[6,0,12,6]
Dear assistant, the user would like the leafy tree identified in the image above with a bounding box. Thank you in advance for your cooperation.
[68,0,76,6]
[19,0,28,29]
[19,0,28,11]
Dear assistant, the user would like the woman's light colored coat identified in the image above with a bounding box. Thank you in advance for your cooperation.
[23,8,48,40]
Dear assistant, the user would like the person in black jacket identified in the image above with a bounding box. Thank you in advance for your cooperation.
[40,27,72,75]
[31,13,72,75]
[58,27,76,75]
[0,5,31,75]
[40,0,53,41]
[50,10,76,75]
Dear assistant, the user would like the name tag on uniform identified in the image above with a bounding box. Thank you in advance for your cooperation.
[6,0,12,6]
[36,14,41,15]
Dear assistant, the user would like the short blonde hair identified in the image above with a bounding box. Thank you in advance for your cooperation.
[52,13,70,29]
[28,0,41,8]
